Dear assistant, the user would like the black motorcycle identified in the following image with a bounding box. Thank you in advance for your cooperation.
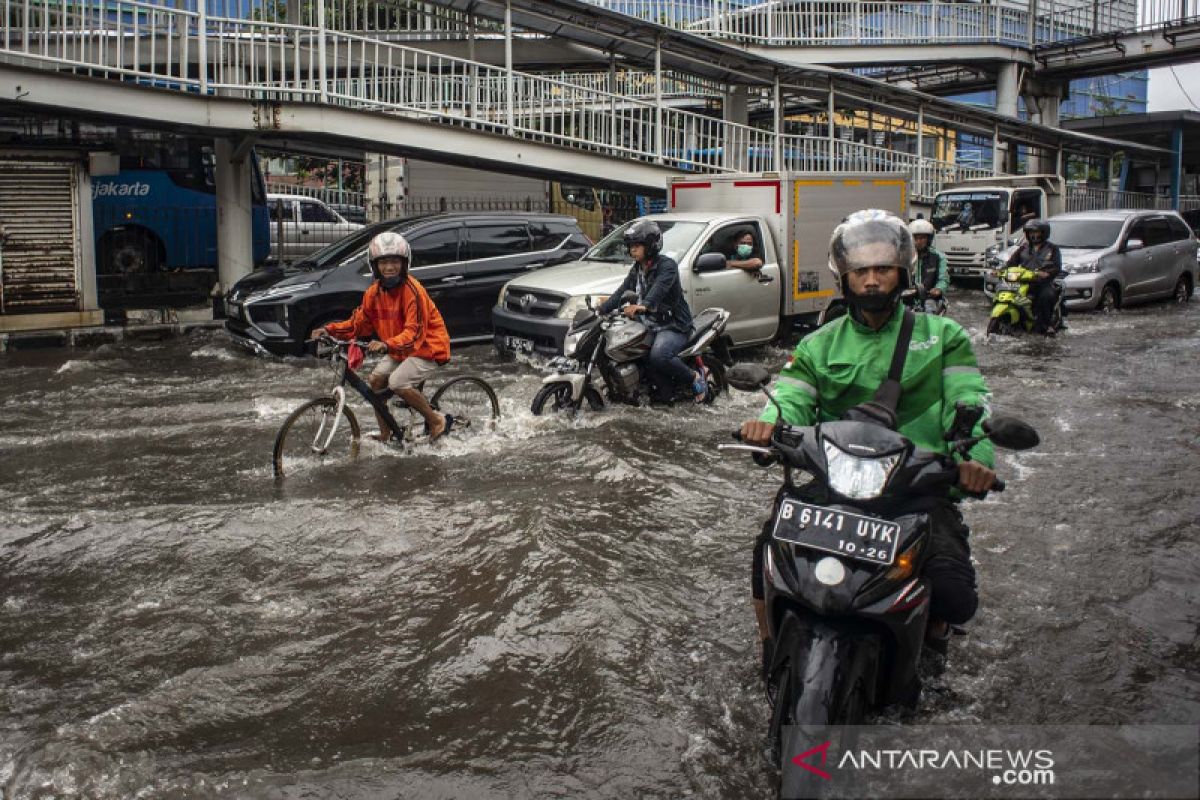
[723,365,1038,794]
[530,291,732,414]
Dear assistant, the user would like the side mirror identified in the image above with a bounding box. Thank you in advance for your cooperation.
[1124,238,1144,252]
[620,289,637,303]
[984,416,1040,451]
[694,252,727,273]
[572,308,596,326]
[728,364,771,392]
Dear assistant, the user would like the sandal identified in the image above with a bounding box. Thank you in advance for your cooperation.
[691,369,708,404]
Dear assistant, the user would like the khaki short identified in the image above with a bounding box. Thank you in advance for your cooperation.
[370,356,438,391]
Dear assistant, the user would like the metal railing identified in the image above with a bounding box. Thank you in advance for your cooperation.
[1064,186,1174,211]
[265,181,367,210]
[580,0,1144,47]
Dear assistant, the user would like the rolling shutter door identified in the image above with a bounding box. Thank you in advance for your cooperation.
[0,161,81,314]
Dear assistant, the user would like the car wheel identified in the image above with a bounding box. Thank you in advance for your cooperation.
[101,229,162,275]
[1098,284,1119,312]
[1172,274,1193,303]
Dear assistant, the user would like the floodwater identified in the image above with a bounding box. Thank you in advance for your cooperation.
[1,289,1198,798]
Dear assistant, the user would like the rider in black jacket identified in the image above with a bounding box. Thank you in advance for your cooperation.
[599,219,705,402]
[1006,218,1062,335]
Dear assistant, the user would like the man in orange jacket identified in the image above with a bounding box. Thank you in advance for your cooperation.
[310,231,452,442]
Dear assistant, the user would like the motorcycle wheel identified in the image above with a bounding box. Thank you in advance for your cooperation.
[530,382,603,416]
[986,316,1006,336]
[772,618,879,798]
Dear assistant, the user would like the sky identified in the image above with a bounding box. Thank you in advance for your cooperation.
[1148,65,1200,112]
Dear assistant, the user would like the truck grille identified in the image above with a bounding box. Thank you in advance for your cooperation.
[504,289,566,318]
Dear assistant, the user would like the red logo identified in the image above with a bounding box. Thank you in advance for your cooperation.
[791,740,833,780]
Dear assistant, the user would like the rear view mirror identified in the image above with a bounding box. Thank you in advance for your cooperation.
[1124,238,1144,252]
[620,289,637,303]
[694,252,727,273]
[984,416,1040,451]
[728,364,772,392]
[572,308,596,326]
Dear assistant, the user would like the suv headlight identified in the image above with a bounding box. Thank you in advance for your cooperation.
[556,294,593,319]
[1072,260,1100,274]
[823,441,901,499]
[249,281,315,301]
[497,283,510,307]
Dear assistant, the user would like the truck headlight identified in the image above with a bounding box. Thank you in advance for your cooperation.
[556,294,593,319]
[823,440,901,500]
[497,283,510,307]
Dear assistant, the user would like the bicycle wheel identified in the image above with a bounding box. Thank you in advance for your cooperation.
[430,376,500,434]
[273,398,361,478]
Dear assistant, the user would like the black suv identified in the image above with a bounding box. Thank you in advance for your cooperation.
[224,213,591,356]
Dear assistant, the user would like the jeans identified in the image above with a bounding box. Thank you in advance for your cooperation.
[646,328,696,401]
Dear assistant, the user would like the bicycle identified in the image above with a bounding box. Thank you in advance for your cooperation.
[272,334,501,477]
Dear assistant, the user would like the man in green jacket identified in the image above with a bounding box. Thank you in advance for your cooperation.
[908,218,949,313]
[740,210,996,660]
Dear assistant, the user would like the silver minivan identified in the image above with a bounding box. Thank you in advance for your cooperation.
[267,193,363,264]
[985,209,1197,310]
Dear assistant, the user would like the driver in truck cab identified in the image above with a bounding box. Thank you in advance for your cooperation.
[739,209,997,669]
[598,219,707,404]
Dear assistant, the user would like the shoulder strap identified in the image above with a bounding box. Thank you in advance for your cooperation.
[886,308,916,384]
[842,309,915,429]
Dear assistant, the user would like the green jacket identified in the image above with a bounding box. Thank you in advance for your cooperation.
[761,308,994,467]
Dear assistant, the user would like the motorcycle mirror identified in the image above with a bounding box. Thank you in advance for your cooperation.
[727,364,771,392]
[620,289,637,303]
[984,416,1040,451]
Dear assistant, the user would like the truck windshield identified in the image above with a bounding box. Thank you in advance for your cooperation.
[584,220,707,263]
[1044,219,1125,249]
[931,192,1007,231]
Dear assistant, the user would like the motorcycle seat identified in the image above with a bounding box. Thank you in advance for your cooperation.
[687,308,724,348]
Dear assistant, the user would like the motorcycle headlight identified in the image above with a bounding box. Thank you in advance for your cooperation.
[823,441,901,499]
[563,328,585,358]
[556,294,593,319]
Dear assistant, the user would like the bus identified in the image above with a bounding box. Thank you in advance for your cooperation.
[92,132,270,305]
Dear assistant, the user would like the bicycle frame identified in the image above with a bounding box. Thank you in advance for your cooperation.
[321,338,415,444]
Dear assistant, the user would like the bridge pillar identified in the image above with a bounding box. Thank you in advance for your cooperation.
[214,137,255,293]
[723,83,748,170]
[996,62,1020,118]
[1170,122,1184,209]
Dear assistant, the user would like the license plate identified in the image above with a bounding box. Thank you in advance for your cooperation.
[996,281,1020,292]
[772,499,900,566]
[504,335,534,354]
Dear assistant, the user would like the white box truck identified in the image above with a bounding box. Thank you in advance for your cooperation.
[492,171,908,356]
[927,174,1065,280]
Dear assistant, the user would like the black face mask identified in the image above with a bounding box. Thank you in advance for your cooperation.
[379,272,406,290]
[849,287,900,313]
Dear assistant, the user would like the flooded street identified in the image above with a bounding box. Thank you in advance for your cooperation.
[1,289,1198,798]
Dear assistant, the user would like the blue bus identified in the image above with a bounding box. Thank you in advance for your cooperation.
[92,133,270,277]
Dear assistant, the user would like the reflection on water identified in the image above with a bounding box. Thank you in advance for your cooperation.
[2,290,1199,797]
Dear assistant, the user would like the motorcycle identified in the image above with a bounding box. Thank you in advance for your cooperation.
[900,286,948,316]
[530,291,732,414]
[987,265,1064,336]
[722,365,1038,794]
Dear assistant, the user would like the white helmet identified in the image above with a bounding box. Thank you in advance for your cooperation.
[828,209,916,285]
[908,219,935,237]
[368,230,411,272]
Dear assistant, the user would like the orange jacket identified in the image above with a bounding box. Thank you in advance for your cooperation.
[325,277,451,364]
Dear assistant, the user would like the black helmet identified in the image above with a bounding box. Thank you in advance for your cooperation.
[623,218,663,259]
[1022,218,1050,239]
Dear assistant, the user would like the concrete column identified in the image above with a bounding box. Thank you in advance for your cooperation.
[505,0,514,134]
[1170,123,1183,208]
[996,62,1020,118]
[215,138,255,292]
[654,37,663,163]
[1040,92,1061,128]
[723,84,749,126]
[773,74,783,172]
